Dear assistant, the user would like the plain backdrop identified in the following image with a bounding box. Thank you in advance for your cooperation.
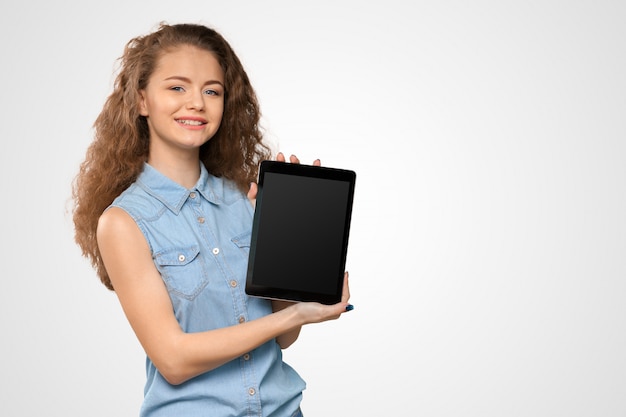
[1,1,625,416]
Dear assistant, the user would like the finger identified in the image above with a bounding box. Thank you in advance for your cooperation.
[324,273,352,316]
[289,154,300,164]
[247,182,258,207]
[341,271,351,303]
[313,159,321,167]
[247,182,257,196]
[276,152,285,162]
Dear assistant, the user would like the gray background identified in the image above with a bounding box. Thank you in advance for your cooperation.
[1,0,624,415]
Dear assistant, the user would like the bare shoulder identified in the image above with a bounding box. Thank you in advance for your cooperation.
[96,207,154,288]
[97,207,137,238]
[96,207,148,253]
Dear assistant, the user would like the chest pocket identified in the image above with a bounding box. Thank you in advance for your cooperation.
[154,245,209,300]
[231,231,251,259]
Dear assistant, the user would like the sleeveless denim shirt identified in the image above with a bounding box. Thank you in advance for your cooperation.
[110,163,306,417]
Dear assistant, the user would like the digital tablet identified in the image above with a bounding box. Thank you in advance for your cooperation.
[245,160,356,304]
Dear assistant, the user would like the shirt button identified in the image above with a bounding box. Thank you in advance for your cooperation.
[178,254,185,262]
[230,280,237,287]
[248,388,256,396]
[238,316,246,324]
[189,192,196,199]
[243,353,250,361]
[212,247,220,255]
[198,217,205,223]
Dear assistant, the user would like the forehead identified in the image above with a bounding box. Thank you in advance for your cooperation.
[152,45,224,81]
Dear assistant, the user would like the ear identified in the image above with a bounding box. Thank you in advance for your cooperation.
[138,90,149,116]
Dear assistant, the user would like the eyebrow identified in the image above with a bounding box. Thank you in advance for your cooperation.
[163,75,224,87]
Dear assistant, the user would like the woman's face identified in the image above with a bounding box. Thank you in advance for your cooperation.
[139,45,225,157]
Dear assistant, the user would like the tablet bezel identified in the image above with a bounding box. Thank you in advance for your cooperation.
[245,160,356,305]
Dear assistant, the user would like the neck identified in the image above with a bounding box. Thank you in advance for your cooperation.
[148,152,201,189]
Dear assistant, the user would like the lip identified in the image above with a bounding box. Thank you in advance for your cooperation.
[176,116,208,130]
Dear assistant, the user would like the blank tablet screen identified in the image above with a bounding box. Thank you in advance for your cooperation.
[245,161,356,304]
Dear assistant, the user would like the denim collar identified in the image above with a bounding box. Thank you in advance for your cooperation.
[136,162,223,214]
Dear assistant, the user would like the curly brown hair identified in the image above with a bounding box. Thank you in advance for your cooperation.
[72,23,271,290]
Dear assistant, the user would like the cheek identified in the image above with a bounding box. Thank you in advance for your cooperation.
[213,101,225,121]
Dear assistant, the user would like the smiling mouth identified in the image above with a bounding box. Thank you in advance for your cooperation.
[177,119,206,126]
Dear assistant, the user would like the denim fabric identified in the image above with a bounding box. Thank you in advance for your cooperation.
[111,162,305,417]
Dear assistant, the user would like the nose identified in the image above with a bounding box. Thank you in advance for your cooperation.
[186,90,205,111]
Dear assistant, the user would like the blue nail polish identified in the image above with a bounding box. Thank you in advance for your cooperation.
[345,304,354,312]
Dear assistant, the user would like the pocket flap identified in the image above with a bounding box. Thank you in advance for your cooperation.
[231,232,251,248]
[155,245,200,266]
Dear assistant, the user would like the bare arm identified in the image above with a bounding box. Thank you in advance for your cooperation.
[97,207,350,385]
[272,300,301,349]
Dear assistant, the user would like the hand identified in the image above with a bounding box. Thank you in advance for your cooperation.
[292,272,353,324]
[277,152,321,167]
[247,152,321,207]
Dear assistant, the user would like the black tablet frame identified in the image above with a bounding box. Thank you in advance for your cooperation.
[245,160,356,305]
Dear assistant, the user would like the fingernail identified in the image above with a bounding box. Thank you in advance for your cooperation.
[345,304,354,312]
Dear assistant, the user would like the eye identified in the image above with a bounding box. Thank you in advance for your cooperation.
[204,89,220,96]
[170,86,185,92]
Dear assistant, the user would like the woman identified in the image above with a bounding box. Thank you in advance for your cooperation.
[72,22,352,417]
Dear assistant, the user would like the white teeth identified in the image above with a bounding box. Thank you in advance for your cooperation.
[178,119,204,126]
